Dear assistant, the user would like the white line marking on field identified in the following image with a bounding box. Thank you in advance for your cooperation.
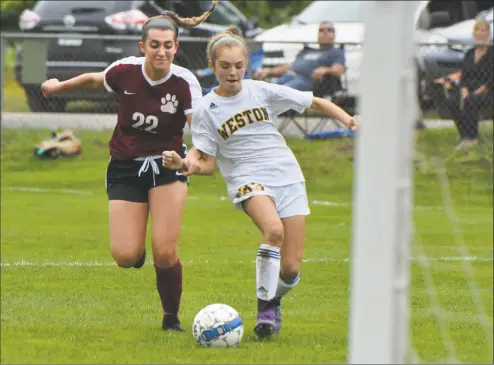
[1,256,491,268]
[2,187,486,212]
[2,187,92,196]
[311,200,349,207]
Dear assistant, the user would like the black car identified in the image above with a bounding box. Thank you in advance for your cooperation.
[15,0,261,112]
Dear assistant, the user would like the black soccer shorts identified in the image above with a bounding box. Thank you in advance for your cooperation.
[105,147,188,203]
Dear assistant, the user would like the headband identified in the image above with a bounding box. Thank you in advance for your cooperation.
[212,36,242,49]
[142,17,177,35]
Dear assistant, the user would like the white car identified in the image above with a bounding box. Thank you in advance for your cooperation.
[434,7,493,45]
[254,0,481,103]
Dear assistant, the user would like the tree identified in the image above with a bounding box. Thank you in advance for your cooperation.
[230,0,312,28]
[1,0,37,31]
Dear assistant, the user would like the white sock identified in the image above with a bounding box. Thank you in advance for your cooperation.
[275,271,301,298]
[256,244,281,302]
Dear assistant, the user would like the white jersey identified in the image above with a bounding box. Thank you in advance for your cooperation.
[191,80,313,198]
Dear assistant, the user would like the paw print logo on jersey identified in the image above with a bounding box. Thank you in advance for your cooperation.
[161,94,178,114]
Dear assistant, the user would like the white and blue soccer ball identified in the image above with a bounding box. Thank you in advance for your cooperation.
[192,303,244,348]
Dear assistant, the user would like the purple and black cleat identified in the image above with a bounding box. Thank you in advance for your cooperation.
[274,297,282,334]
[253,309,276,339]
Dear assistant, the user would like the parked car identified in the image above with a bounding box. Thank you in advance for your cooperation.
[15,0,262,112]
[254,0,490,110]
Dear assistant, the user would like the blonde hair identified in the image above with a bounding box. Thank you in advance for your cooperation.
[473,19,490,34]
[142,0,218,41]
[206,26,249,64]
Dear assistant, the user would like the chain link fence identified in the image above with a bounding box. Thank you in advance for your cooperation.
[1,32,492,140]
[1,32,220,115]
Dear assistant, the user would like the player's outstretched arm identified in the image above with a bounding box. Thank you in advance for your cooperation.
[162,150,216,176]
[311,96,359,131]
[41,72,105,98]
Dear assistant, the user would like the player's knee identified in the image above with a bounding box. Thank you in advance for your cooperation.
[153,240,178,268]
[263,223,284,247]
[112,247,143,268]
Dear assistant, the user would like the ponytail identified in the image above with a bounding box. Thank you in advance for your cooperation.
[142,0,218,41]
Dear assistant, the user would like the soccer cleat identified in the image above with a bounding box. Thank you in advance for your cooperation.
[162,313,184,332]
[163,323,184,332]
[133,249,146,269]
[253,309,276,339]
[273,297,282,334]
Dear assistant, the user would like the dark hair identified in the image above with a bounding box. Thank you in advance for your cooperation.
[207,26,248,64]
[142,0,218,42]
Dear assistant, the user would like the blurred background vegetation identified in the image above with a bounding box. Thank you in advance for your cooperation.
[0,0,312,31]
[232,0,312,28]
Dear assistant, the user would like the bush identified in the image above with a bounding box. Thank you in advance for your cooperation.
[1,0,37,31]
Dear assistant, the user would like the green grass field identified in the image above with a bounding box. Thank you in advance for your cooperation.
[1,127,492,364]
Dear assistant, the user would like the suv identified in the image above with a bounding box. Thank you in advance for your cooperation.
[15,0,261,112]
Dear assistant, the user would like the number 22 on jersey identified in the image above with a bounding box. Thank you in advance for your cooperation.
[132,112,158,134]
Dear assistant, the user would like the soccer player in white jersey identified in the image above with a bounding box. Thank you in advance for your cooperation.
[162,27,358,339]
[40,3,219,332]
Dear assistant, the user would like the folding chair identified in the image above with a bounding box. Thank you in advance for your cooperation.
[277,72,352,138]
[277,44,352,138]
[277,109,311,137]
[310,71,354,134]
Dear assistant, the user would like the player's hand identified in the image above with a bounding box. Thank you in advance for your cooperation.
[162,150,184,170]
[347,115,359,132]
[311,67,327,81]
[182,155,200,176]
[41,78,61,98]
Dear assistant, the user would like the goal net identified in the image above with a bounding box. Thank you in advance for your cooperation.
[348,2,493,363]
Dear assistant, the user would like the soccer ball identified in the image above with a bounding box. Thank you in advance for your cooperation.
[192,303,244,348]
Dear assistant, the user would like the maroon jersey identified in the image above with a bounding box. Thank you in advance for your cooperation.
[103,57,202,160]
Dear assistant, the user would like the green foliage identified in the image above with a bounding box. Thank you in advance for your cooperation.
[230,0,312,28]
[1,0,35,11]
[1,0,36,31]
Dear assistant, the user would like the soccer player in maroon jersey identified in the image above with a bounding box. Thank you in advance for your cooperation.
[40,2,218,332]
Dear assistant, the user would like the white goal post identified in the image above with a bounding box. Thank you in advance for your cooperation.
[348,1,419,363]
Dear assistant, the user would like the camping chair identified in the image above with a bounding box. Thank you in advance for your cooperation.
[277,44,352,138]
[277,72,353,138]
[309,70,354,134]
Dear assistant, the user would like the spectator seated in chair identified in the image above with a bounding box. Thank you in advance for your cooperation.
[254,21,345,92]
[436,19,493,151]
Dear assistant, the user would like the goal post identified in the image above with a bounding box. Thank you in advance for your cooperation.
[348,1,419,363]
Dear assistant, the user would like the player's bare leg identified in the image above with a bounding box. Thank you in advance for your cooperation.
[275,215,305,333]
[244,195,283,339]
[149,181,188,332]
[109,201,149,268]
